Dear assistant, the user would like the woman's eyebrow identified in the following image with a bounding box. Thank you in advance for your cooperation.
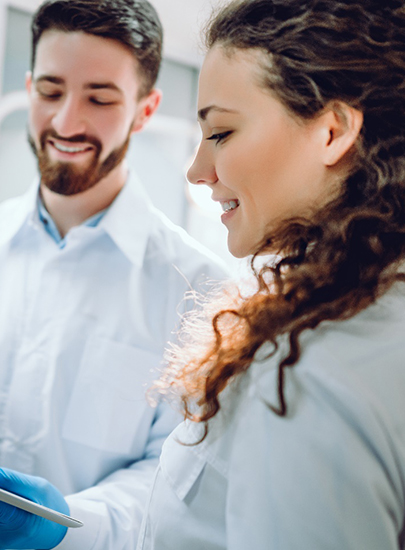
[198,105,238,121]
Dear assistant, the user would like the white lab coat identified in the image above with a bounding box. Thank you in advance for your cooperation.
[137,283,405,550]
[0,174,229,549]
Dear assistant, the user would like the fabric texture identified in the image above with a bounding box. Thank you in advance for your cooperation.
[137,284,405,550]
[0,174,229,550]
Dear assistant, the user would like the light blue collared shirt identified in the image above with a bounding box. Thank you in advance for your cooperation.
[0,174,230,550]
[37,194,107,248]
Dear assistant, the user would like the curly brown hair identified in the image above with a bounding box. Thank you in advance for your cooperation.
[154,0,405,432]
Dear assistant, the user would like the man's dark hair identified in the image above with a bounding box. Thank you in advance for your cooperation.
[31,0,163,97]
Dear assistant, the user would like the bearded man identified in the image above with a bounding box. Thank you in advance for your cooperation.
[0,1,228,549]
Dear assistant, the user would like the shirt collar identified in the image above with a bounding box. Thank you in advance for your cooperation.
[37,193,107,249]
[0,179,40,248]
[100,171,154,267]
[0,173,153,267]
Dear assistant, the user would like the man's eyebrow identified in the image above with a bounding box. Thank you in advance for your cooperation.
[33,76,123,95]
[85,82,123,95]
[34,75,64,85]
[198,105,238,121]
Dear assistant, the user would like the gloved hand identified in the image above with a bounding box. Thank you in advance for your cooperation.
[0,467,69,549]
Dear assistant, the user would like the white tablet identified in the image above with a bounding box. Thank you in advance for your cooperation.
[0,488,83,528]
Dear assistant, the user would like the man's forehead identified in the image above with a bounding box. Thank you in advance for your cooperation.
[33,30,142,91]
[35,29,139,70]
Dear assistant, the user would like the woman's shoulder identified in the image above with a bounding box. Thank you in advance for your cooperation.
[243,283,405,468]
[295,283,405,398]
[162,283,405,487]
[198,282,405,476]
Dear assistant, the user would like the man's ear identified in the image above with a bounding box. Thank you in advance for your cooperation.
[320,101,363,167]
[131,88,162,134]
[25,71,33,94]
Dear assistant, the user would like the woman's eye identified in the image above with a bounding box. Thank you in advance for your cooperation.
[207,131,232,145]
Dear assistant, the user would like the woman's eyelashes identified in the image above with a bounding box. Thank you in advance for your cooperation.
[207,131,233,145]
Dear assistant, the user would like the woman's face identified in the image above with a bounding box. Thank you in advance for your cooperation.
[187,46,339,258]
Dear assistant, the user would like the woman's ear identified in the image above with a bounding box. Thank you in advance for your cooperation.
[131,88,162,134]
[321,101,363,167]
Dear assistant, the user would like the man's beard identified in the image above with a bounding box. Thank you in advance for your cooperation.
[28,127,132,196]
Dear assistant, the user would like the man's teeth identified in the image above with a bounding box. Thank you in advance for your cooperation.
[222,200,239,213]
[53,143,87,153]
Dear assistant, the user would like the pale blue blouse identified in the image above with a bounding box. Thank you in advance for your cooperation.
[137,284,405,550]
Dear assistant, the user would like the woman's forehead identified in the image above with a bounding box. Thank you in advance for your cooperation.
[198,46,267,108]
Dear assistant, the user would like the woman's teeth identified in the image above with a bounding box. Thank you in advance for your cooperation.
[221,200,239,213]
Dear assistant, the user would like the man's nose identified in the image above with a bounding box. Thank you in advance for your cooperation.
[51,96,87,139]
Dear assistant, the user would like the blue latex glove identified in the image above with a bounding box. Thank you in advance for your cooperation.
[0,467,69,549]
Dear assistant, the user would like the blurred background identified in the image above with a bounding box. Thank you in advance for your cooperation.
[0,0,247,273]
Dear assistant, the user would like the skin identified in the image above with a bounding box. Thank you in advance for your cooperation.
[26,30,161,237]
[187,46,361,258]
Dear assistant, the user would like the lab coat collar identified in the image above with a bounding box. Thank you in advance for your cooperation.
[0,173,153,268]
[0,178,41,248]
[96,171,154,267]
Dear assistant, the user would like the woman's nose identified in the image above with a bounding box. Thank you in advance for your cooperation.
[187,144,218,186]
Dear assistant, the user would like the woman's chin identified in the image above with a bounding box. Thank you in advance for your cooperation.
[227,240,248,259]
[227,238,257,259]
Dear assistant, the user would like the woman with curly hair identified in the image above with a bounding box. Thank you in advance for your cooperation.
[137,0,405,548]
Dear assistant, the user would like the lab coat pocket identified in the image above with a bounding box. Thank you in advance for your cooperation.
[160,424,207,501]
[62,335,161,454]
